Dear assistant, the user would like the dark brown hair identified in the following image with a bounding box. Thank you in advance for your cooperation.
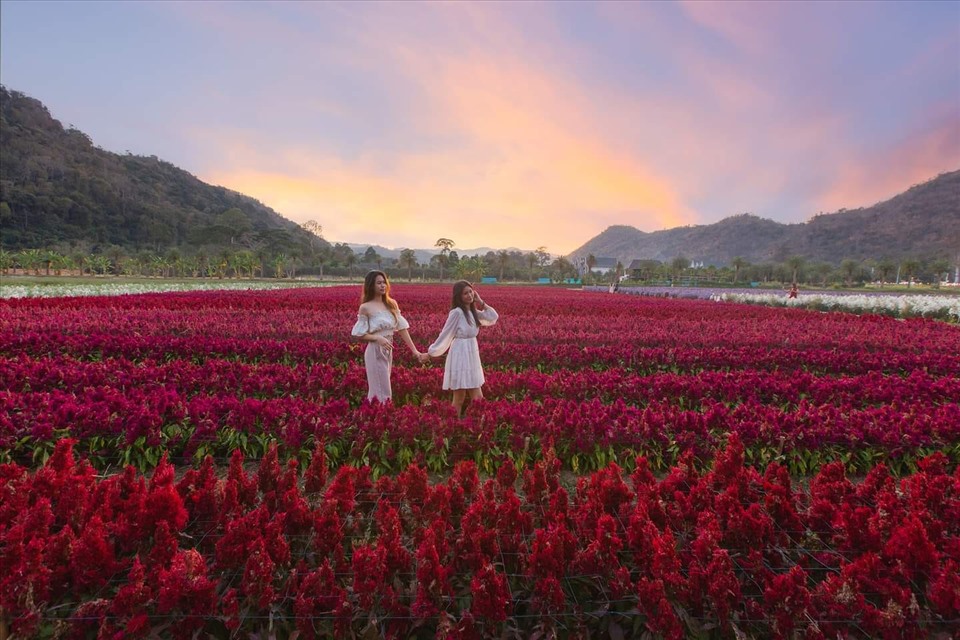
[451,280,480,327]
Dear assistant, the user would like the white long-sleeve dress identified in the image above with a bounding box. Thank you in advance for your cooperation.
[351,309,410,402]
[428,306,498,390]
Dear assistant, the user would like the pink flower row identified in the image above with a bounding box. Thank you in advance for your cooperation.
[4,353,959,409]
[3,286,958,377]
[2,386,957,470]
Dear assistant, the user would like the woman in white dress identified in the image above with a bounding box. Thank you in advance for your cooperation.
[351,271,428,402]
[427,280,498,416]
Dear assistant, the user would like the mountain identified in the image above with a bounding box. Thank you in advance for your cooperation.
[0,86,324,255]
[570,170,960,266]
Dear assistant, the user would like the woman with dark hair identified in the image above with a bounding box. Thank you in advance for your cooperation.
[351,270,427,402]
[427,280,498,416]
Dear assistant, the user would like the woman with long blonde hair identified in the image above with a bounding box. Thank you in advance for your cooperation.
[351,270,427,402]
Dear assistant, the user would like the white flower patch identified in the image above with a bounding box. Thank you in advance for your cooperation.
[711,292,960,322]
[0,281,330,299]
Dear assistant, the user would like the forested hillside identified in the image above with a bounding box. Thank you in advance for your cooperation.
[0,86,324,259]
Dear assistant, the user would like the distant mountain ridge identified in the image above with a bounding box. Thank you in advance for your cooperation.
[571,171,960,266]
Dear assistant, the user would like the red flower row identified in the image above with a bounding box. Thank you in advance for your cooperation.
[2,437,958,638]
[3,286,958,377]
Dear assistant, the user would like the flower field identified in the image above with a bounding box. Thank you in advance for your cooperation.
[1,285,959,637]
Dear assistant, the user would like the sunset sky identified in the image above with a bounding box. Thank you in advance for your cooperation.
[2,0,958,254]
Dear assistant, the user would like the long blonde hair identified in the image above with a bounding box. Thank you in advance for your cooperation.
[362,270,399,322]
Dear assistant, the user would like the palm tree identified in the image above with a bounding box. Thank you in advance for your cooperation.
[0,249,14,275]
[671,256,690,284]
[288,253,303,279]
[731,256,747,284]
[785,255,806,285]
[399,248,418,281]
[233,251,256,278]
[41,250,62,276]
[526,252,538,281]
[273,254,287,279]
[435,238,455,280]
[181,256,199,278]
[900,258,920,287]
[196,250,210,278]
[106,246,126,276]
[875,259,895,287]
[216,250,233,279]
[315,250,329,280]
[344,252,358,278]
[586,254,597,283]
[90,255,112,276]
[929,258,950,287]
[496,250,510,282]
[464,256,485,280]
[150,255,169,278]
[18,249,44,275]
[839,259,860,287]
[166,249,182,277]
[810,262,832,288]
[552,256,574,281]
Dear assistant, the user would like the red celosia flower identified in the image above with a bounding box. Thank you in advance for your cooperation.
[352,543,386,610]
[883,515,938,581]
[156,549,216,636]
[412,524,452,619]
[763,566,810,638]
[257,443,282,497]
[304,440,328,494]
[496,458,517,492]
[69,515,117,593]
[221,588,240,632]
[242,537,276,610]
[927,559,960,617]
[532,575,566,615]
[111,555,153,618]
[470,562,510,622]
[636,577,684,640]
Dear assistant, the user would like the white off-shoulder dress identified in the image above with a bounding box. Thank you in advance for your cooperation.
[351,309,410,402]
[428,306,498,390]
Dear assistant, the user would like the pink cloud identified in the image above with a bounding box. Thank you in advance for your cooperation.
[816,106,960,213]
[169,1,958,250]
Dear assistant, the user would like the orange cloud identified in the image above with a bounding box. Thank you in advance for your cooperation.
[193,6,699,253]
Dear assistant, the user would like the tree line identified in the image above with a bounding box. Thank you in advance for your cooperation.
[3,228,955,289]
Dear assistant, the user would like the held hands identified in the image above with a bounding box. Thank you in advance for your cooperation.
[416,352,431,364]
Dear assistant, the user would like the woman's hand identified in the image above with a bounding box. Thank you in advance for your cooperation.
[374,335,393,350]
[418,352,430,364]
[474,292,485,310]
